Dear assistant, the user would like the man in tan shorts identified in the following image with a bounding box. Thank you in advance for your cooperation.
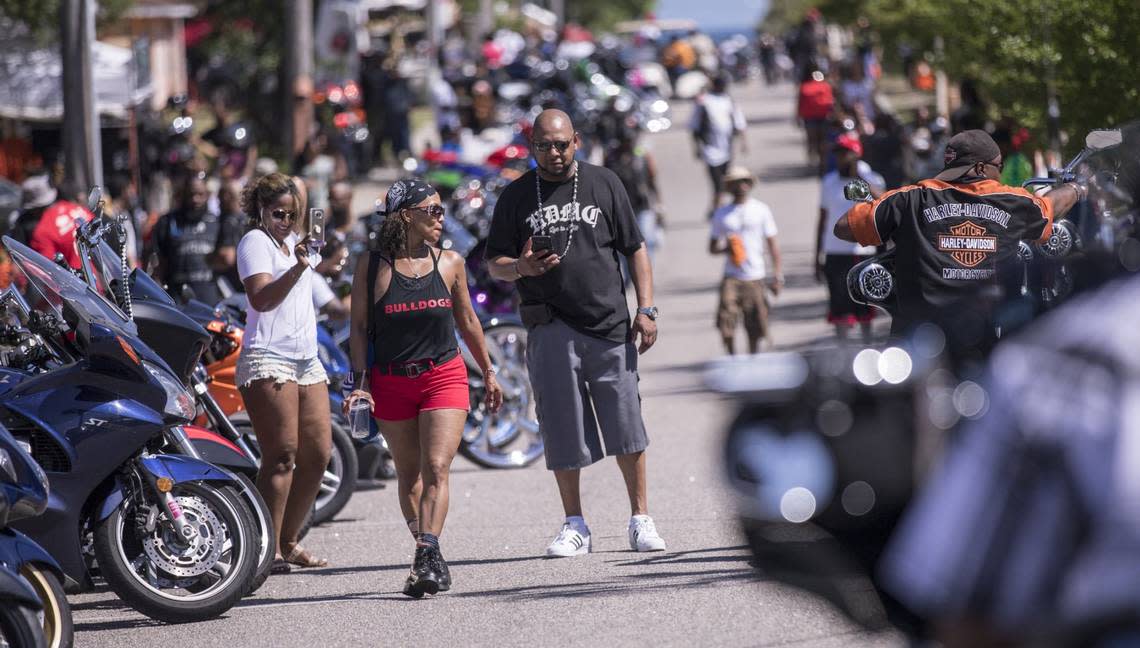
[709,166,783,354]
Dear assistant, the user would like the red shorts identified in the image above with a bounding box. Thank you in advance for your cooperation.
[370,354,470,421]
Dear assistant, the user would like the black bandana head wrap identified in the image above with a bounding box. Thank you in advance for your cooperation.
[378,178,438,216]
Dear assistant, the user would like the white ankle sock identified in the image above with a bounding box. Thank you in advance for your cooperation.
[565,515,588,533]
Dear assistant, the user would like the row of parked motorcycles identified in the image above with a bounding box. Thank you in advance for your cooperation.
[0,171,548,644]
[714,127,1140,644]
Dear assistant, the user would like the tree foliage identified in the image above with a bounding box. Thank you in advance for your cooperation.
[0,0,135,42]
[457,0,652,32]
[763,0,1140,150]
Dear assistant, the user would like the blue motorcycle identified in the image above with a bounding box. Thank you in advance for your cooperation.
[0,236,260,623]
[0,421,72,648]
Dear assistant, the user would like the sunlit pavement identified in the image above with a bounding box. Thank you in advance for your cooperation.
[72,80,901,647]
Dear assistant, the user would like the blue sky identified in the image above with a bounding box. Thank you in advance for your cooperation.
[652,0,770,31]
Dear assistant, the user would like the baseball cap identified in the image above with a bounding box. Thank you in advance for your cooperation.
[934,129,1001,182]
[835,132,863,157]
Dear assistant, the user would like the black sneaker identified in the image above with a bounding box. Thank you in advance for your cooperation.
[431,547,451,592]
[402,546,441,599]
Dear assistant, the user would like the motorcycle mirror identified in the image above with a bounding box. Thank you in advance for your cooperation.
[86,186,103,214]
[1085,129,1123,152]
[843,180,873,203]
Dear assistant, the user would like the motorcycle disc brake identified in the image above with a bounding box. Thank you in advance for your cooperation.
[142,494,226,577]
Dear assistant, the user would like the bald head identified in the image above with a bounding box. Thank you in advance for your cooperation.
[533,109,574,138]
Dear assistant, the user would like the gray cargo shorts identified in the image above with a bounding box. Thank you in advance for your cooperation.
[526,318,649,471]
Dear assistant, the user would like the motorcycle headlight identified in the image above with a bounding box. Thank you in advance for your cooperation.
[143,361,196,421]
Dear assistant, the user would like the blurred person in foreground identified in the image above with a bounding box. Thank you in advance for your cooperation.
[882,272,1140,647]
[485,109,667,557]
[709,166,782,354]
[604,121,663,264]
[344,179,501,597]
[816,133,883,343]
[833,130,1082,356]
[692,74,748,217]
[237,173,331,573]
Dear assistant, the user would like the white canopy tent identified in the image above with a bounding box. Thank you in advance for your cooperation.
[0,38,152,122]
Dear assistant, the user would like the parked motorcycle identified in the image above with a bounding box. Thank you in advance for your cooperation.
[0,236,260,622]
[0,422,72,648]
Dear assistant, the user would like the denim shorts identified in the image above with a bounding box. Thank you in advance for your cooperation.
[236,347,328,388]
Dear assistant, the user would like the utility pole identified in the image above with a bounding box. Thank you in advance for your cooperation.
[549,0,564,28]
[60,0,103,194]
[285,0,314,168]
[478,0,493,38]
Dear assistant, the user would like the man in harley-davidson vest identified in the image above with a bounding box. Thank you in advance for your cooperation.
[833,129,1084,346]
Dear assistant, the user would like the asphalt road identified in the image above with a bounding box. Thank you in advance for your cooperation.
[71,80,899,647]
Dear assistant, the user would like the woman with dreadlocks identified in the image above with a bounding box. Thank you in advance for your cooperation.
[344,178,503,598]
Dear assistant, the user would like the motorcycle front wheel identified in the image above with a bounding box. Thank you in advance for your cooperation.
[19,565,72,648]
[0,600,44,648]
[235,473,275,595]
[93,481,258,623]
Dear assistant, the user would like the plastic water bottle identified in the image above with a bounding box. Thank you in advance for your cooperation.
[348,398,372,440]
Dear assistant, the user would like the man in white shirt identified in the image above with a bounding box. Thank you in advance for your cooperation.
[815,132,884,342]
[709,166,783,354]
[691,74,748,217]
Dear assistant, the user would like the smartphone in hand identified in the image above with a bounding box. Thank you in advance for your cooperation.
[531,235,553,256]
[308,208,326,253]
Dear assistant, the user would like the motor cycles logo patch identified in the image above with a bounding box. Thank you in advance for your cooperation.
[937,220,996,268]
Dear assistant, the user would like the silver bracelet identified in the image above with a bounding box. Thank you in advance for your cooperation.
[513,258,525,279]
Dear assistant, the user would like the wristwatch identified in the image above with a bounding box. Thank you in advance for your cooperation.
[637,306,659,321]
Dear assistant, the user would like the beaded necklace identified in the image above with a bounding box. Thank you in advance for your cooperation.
[534,161,579,258]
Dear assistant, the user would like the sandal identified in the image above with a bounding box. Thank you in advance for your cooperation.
[271,558,293,575]
[284,544,329,568]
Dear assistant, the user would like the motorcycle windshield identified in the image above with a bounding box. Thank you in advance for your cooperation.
[88,240,175,305]
[2,236,138,339]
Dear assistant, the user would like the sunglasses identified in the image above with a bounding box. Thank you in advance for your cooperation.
[409,204,445,218]
[533,140,573,153]
[270,209,297,222]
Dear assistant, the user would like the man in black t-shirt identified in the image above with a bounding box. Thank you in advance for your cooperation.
[152,174,224,304]
[210,179,246,295]
[485,109,667,557]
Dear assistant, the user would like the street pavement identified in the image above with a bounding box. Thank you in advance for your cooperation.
[71,80,900,647]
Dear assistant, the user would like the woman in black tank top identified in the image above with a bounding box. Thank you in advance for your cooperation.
[345,178,502,598]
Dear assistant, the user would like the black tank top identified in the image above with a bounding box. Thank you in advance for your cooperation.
[372,249,457,366]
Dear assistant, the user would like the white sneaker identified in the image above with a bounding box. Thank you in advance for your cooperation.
[545,523,591,557]
[628,515,666,552]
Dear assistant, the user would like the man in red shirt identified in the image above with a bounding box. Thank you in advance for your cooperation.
[26,179,91,269]
[797,68,834,174]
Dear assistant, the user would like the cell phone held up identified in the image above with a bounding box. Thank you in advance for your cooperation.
[530,235,553,256]
[308,208,326,254]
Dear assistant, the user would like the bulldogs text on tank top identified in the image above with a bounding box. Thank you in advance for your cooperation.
[371,249,457,366]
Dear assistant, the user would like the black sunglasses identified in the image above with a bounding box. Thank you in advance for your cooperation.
[409,204,445,218]
[533,140,573,153]
[270,209,297,222]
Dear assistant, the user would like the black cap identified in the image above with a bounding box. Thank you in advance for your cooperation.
[935,129,1001,181]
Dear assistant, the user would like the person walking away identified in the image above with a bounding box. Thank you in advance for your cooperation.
[344,179,502,597]
[211,179,246,296]
[661,35,696,83]
[152,173,224,305]
[485,109,668,557]
[709,167,783,354]
[236,173,332,573]
[17,173,86,270]
[833,130,1083,361]
[797,68,834,175]
[816,133,883,343]
[692,74,747,218]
